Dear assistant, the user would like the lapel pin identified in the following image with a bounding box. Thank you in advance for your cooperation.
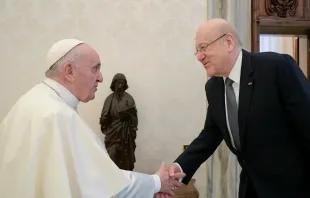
[248,82,252,85]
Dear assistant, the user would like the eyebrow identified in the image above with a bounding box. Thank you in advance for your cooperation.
[196,43,209,48]
[198,43,209,47]
[93,63,101,68]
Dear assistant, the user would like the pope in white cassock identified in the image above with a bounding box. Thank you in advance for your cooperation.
[0,39,185,198]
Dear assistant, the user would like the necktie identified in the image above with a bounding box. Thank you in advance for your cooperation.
[225,78,241,150]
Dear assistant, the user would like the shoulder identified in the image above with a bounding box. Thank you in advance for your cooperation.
[2,89,78,138]
[247,51,297,78]
[103,93,114,101]
[106,93,114,98]
[21,86,77,122]
[39,101,76,125]
[250,52,285,62]
[205,77,222,92]
[124,92,134,100]
[250,51,291,68]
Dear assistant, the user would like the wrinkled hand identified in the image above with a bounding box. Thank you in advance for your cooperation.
[168,163,182,178]
[155,162,186,197]
[154,163,184,198]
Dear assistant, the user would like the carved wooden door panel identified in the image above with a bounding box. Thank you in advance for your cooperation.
[265,0,305,18]
[251,0,310,52]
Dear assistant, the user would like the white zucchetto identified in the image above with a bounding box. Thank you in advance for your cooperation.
[46,39,84,68]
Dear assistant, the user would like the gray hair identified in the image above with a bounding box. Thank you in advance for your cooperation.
[219,32,243,48]
[221,25,243,47]
[230,32,243,47]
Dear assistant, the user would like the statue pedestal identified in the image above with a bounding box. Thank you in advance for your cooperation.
[154,178,199,198]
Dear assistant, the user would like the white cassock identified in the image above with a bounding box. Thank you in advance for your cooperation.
[0,78,160,198]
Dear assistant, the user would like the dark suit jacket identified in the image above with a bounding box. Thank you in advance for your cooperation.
[175,49,310,198]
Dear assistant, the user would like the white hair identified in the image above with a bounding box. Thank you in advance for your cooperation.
[230,31,243,47]
[219,24,243,47]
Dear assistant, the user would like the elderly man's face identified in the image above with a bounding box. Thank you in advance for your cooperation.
[195,30,231,77]
[72,49,103,102]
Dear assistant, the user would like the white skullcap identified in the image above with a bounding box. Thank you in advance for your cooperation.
[46,38,84,68]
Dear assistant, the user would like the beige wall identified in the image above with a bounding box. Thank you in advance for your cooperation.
[0,0,209,197]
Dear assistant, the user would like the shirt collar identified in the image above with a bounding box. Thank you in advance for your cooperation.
[223,50,243,85]
[42,78,79,111]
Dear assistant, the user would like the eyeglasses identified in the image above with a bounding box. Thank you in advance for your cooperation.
[194,33,227,56]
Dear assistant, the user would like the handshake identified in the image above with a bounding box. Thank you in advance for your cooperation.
[154,162,186,198]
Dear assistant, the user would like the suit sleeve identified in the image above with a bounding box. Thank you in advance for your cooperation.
[174,86,223,184]
[278,54,310,152]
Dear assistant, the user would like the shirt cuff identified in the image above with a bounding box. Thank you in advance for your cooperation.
[152,174,161,193]
[173,162,183,173]
[173,162,184,182]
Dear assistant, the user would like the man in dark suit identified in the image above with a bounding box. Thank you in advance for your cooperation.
[157,18,310,198]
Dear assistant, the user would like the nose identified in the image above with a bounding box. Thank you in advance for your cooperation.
[97,71,103,83]
[197,52,206,62]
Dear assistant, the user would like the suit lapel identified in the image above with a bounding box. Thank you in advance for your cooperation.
[238,50,254,150]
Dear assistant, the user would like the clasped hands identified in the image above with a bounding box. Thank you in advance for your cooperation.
[155,162,186,198]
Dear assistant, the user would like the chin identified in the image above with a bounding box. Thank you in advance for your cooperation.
[206,68,215,77]
[90,94,96,100]
[81,95,95,103]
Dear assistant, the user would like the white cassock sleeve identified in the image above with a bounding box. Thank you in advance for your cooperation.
[114,170,161,198]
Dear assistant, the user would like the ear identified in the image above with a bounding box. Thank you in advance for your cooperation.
[63,62,75,82]
[226,33,235,52]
